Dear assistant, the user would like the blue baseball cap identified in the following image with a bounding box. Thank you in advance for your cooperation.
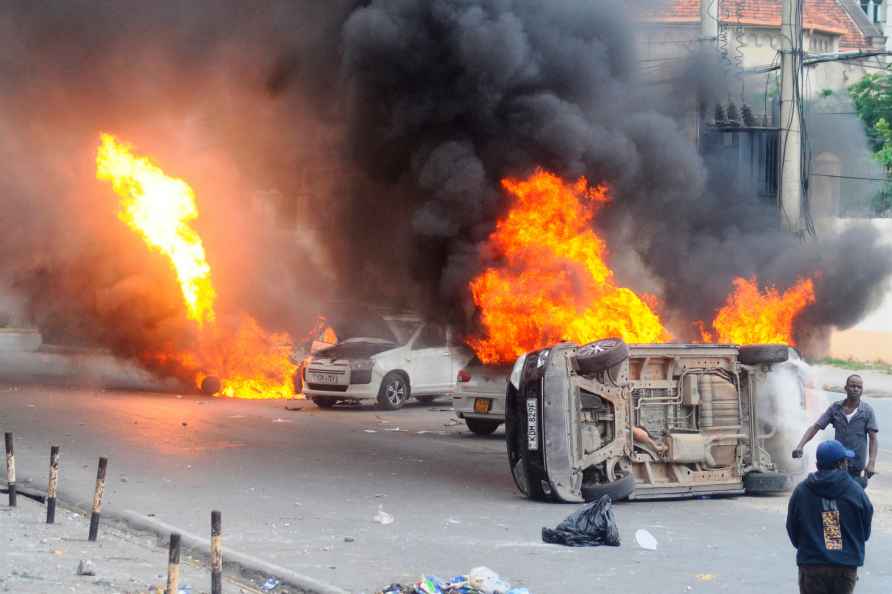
[816,440,856,467]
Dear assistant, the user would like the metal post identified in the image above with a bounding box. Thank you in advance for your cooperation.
[88,457,107,541]
[779,0,803,232]
[47,446,60,523]
[211,510,222,594]
[166,533,181,594]
[4,433,15,507]
[700,0,719,44]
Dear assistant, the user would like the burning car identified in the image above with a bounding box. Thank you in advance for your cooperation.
[303,315,472,409]
[507,339,798,502]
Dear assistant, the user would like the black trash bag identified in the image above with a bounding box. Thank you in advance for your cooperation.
[541,494,621,547]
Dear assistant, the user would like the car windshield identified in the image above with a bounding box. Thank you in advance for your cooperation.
[386,320,423,345]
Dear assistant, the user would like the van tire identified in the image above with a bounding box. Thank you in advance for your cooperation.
[581,471,636,502]
[743,471,789,495]
[738,344,789,366]
[573,339,629,375]
[466,418,501,436]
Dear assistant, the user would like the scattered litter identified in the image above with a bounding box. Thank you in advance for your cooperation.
[635,529,658,551]
[541,495,620,547]
[51,549,64,556]
[176,395,183,399]
[27,404,36,408]
[470,566,511,594]
[373,506,395,525]
[344,536,356,543]
[695,574,716,582]
[177,585,192,594]
[285,406,303,412]
[181,422,188,427]
[76,560,95,576]
[445,518,461,526]
[228,415,245,419]
[383,427,402,432]
[416,431,433,435]
[364,429,378,434]
[261,577,281,592]
[120,476,128,483]
[375,568,527,594]
[272,418,292,423]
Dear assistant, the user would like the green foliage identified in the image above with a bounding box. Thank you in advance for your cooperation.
[849,74,892,215]
[820,88,834,98]
[818,357,892,374]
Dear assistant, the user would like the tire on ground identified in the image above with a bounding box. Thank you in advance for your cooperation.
[312,397,338,409]
[580,471,636,502]
[743,470,789,495]
[466,418,501,436]
[738,344,789,366]
[377,372,410,410]
[200,376,222,396]
[573,339,630,376]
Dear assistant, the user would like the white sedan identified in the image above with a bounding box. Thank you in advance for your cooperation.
[303,318,472,410]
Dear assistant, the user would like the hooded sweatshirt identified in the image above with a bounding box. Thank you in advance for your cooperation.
[786,469,873,567]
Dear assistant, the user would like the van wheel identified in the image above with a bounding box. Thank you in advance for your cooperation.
[581,471,635,502]
[466,418,501,436]
[378,372,410,410]
[573,339,629,375]
[738,345,789,365]
[743,471,789,495]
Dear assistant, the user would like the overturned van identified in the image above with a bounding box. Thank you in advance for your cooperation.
[506,339,798,502]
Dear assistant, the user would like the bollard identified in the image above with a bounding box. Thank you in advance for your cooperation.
[88,457,108,542]
[211,510,222,594]
[166,533,181,594]
[4,433,15,507]
[46,446,60,524]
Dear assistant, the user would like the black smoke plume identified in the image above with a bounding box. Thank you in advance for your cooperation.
[0,0,889,380]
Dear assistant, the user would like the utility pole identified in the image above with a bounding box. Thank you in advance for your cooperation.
[779,0,803,233]
[700,0,719,45]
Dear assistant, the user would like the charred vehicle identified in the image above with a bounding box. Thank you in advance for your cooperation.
[506,339,797,502]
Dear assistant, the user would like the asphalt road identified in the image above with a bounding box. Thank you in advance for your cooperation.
[1,383,890,594]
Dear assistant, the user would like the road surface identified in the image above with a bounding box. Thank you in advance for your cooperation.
[0,381,890,594]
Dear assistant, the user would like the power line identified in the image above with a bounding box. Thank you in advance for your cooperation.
[810,173,889,182]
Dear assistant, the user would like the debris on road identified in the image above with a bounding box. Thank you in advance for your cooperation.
[76,559,96,576]
[373,506,395,525]
[635,528,658,551]
[541,495,621,547]
[376,567,529,594]
[260,576,281,591]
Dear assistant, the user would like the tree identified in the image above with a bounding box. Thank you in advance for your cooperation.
[849,74,892,216]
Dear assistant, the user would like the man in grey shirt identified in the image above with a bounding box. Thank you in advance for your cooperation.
[793,375,879,488]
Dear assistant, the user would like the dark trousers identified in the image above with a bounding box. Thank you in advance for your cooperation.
[848,467,868,489]
[799,565,858,594]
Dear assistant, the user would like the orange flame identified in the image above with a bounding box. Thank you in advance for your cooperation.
[699,276,816,345]
[97,133,216,324]
[468,169,668,364]
[97,133,296,398]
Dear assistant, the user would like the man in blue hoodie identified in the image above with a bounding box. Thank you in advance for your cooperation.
[787,440,874,593]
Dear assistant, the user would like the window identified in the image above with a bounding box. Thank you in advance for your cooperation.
[412,324,446,350]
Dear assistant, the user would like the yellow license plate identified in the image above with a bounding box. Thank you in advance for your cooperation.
[474,398,491,414]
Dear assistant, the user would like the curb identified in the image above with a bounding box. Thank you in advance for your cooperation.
[120,510,349,594]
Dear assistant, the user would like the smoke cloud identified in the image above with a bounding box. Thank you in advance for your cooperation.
[0,0,889,382]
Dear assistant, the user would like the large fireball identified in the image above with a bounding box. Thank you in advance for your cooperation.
[468,169,668,364]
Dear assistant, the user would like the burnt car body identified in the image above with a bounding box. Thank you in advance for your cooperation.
[507,340,797,502]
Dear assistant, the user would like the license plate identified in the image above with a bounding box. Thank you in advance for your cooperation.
[474,398,491,414]
[526,398,538,450]
[309,373,340,385]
